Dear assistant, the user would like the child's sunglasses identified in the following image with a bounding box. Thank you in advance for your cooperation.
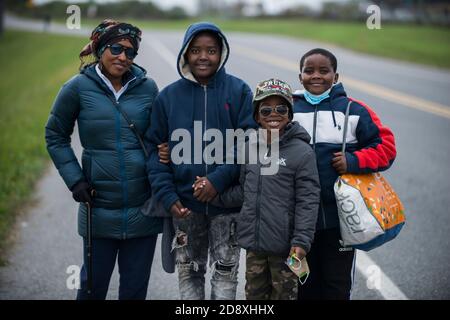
[106,43,138,60]
[259,104,289,117]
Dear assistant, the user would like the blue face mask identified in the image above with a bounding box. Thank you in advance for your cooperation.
[303,87,332,105]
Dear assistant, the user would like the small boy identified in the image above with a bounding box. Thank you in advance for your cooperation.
[293,48,397,300]
[196,79,321,300]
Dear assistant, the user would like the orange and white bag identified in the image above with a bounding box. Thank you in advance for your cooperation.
[334,102,405,251]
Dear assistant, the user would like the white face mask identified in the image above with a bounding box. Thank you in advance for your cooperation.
[303,87,332,105]
[286,254,310,285]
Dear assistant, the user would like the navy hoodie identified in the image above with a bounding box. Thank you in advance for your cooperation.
[293,83,397,231]
[145,22,256,215]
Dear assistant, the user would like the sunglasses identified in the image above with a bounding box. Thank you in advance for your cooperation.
[259,104,289,117]
[106,43,138,60]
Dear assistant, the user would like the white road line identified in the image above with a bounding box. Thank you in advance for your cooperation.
[147,36,410,300]
[357,251,409,300]
[7,15,449,119]
[233,44,450,120]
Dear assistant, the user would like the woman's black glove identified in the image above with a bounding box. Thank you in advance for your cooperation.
[71,181,94,205]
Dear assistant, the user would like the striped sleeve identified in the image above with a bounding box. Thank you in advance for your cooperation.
[345,98,397,173]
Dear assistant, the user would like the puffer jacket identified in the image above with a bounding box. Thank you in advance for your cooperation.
[293,83,397,231]
[45,63,162,239]
[212,122,321,256]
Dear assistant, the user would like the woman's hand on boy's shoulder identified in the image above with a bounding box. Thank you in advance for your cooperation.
[331,151,347,175]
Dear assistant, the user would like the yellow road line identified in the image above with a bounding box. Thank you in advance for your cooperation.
[233,44,450,120]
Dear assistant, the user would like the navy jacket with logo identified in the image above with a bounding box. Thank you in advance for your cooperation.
[145,22,256,215]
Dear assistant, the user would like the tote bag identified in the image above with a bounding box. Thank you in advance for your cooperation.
[334,101,405,251]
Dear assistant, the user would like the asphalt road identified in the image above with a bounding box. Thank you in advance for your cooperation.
[1,16,449,300]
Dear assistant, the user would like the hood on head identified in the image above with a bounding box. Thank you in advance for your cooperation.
[177,22,229,83]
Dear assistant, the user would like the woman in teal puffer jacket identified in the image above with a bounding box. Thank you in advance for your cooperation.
[45,19,162,300]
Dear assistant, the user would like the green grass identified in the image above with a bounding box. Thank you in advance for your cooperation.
[226,19,450,69]
[118,18,450,69]
[0,30,86,260]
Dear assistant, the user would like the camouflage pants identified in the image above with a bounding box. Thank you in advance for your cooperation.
[245,251,298,300]
[172,212,240,300]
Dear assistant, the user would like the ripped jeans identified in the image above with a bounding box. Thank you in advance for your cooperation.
[172,212,240,300]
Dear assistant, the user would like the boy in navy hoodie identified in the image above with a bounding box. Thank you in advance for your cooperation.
[146,22,255,300]
[293,48,397,300]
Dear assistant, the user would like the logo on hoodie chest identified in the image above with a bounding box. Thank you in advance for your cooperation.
[277,157,287,166]
[264,153,286,166]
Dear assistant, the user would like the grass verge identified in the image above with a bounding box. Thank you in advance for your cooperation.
[123,18,450,69]
[0,30,85,262]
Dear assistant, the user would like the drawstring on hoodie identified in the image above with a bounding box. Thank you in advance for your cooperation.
[331,108,337,127]
[214,77,223,133]
[190,86,195,127]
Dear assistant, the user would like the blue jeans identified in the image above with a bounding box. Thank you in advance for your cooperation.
[76,235,157,300]
[172,212,240,300]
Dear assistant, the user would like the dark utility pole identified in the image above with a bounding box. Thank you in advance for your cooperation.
[0,0,4,36]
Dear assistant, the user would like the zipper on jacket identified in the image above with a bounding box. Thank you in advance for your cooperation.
[255,143,270,250]
[312,105,327,229]
[108,94,129,238]
[255,167,263,250]
[203,85,209,216]
[312,106,318,151]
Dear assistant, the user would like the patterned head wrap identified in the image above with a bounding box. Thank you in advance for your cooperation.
[79,19,142,69]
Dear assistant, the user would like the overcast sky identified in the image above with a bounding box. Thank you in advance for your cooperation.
[33,0,346,15]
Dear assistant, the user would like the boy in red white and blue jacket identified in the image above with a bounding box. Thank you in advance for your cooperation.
[293,48,397,300]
